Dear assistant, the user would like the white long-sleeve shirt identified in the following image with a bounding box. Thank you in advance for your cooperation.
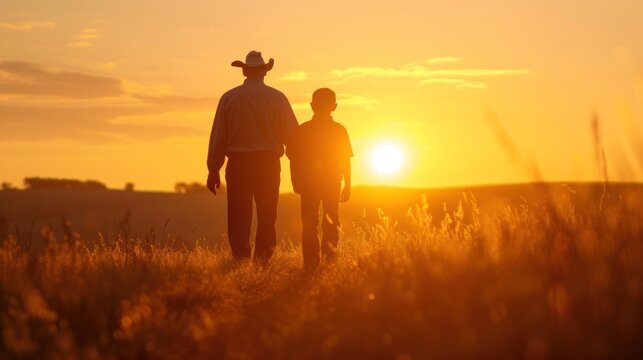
[207,78,299,172]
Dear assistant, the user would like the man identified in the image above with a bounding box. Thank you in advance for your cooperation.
[207,51,298,265]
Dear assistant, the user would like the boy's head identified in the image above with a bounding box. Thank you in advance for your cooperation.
[311,88,337,116]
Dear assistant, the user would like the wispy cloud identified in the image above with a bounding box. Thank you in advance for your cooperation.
[330,61,530,89]
[0,104,202,142]
[67,41,92,48]
[280,71,307,81]
[133,94,215,110]
[418,78,488,89]
[68,28,99,48]
[455,81,487,89]
[77,28,98,40]
[0,21,56,31]
[418,78,465,85]
[95,61,123,70]
[330,65,529,79]
[292,93,379,110]
[0,61,216,142]
[0,61,123,98]
[337,93,379,108]
[427,56,462,64]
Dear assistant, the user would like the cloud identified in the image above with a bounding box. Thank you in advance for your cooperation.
[419,78,488,89]
[67,41,93,48]
[0,104,202,141]
[0,61,218,142]
[0,104,206,143]
[330,65,529,78]
[456,81,487,89]
[0,104,146,137]
[133,94,215,110]
[427,56,462,64]
[0,21,56,31]
[330,62,529,89]
[77,28,98,39]
[0,61,123,98]
[68,28,99,48]
[279,71,308,81]
[418,78,467,85]
[95,61,123,70]
[337,93,379,108]
[292,93,378,110]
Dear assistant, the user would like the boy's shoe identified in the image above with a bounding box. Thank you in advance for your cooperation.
[303,260,320,273]
[322,253,337,265]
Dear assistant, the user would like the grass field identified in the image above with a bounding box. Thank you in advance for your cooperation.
[1,183,642,359]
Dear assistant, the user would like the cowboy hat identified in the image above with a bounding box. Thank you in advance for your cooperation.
[231,51,274,71]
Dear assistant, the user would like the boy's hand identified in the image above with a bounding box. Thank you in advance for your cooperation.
[340,187,351,202]
[207,172,221,195]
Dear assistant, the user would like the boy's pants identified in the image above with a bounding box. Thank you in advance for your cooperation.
[225,152,280,263]
[301,182,341,268]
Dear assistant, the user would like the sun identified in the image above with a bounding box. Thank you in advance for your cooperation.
[371,143,404,175]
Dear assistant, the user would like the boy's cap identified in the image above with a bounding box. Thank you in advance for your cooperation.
[231,51,274,71]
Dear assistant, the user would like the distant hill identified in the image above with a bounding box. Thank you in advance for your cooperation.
[1,182,640,247]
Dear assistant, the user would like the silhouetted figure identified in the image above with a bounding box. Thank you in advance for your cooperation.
[291,88,353,270]
[207,51,298,265]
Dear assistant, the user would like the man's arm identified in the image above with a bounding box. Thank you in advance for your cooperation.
[340,158,351,202]
[207,96,227,195]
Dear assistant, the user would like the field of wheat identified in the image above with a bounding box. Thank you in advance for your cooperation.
[1,184,642,359]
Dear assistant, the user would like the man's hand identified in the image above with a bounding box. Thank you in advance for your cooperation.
[207,172,221,195]
[340,187,351,202]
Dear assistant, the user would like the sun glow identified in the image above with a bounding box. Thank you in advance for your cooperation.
[370,143,404,175]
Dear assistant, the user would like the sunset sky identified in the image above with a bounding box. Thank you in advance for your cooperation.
[1,0,642,192]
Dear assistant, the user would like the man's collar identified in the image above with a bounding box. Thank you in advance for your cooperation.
[243,77,265,85]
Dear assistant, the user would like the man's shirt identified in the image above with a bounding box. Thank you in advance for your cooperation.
[292,116,353,189]
[207,78,299,172]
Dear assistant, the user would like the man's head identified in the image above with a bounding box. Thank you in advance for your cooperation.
[232,51,274,79]
[242,67,267,78]
[311,88,337,116]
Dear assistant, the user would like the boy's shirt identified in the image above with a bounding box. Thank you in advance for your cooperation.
[291,115,353,193]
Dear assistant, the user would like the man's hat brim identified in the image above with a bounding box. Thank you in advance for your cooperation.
[231,58,274,71]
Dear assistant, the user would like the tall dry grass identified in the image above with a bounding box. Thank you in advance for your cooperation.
[1,184,641,359]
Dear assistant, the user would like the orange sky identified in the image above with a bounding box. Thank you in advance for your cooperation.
[1,0,642,191]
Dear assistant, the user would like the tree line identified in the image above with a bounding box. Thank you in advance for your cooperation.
[1,177,221,194]
[174,181,225,194]
[22,177,108,190]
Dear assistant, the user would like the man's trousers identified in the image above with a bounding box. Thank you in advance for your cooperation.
[225,151,280,263]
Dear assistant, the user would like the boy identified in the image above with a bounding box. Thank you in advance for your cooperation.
[291,88,353,270]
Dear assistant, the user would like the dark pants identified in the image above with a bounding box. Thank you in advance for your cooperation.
[301,183,341,268]
[225,152,280,263]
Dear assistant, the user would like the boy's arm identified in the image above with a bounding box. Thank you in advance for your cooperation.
[340,158,351,202]
[280,94,299,158]
[289,129,302,195]
[340,125,353,202]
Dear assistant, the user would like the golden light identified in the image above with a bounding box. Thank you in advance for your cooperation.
[370,143,404,175]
